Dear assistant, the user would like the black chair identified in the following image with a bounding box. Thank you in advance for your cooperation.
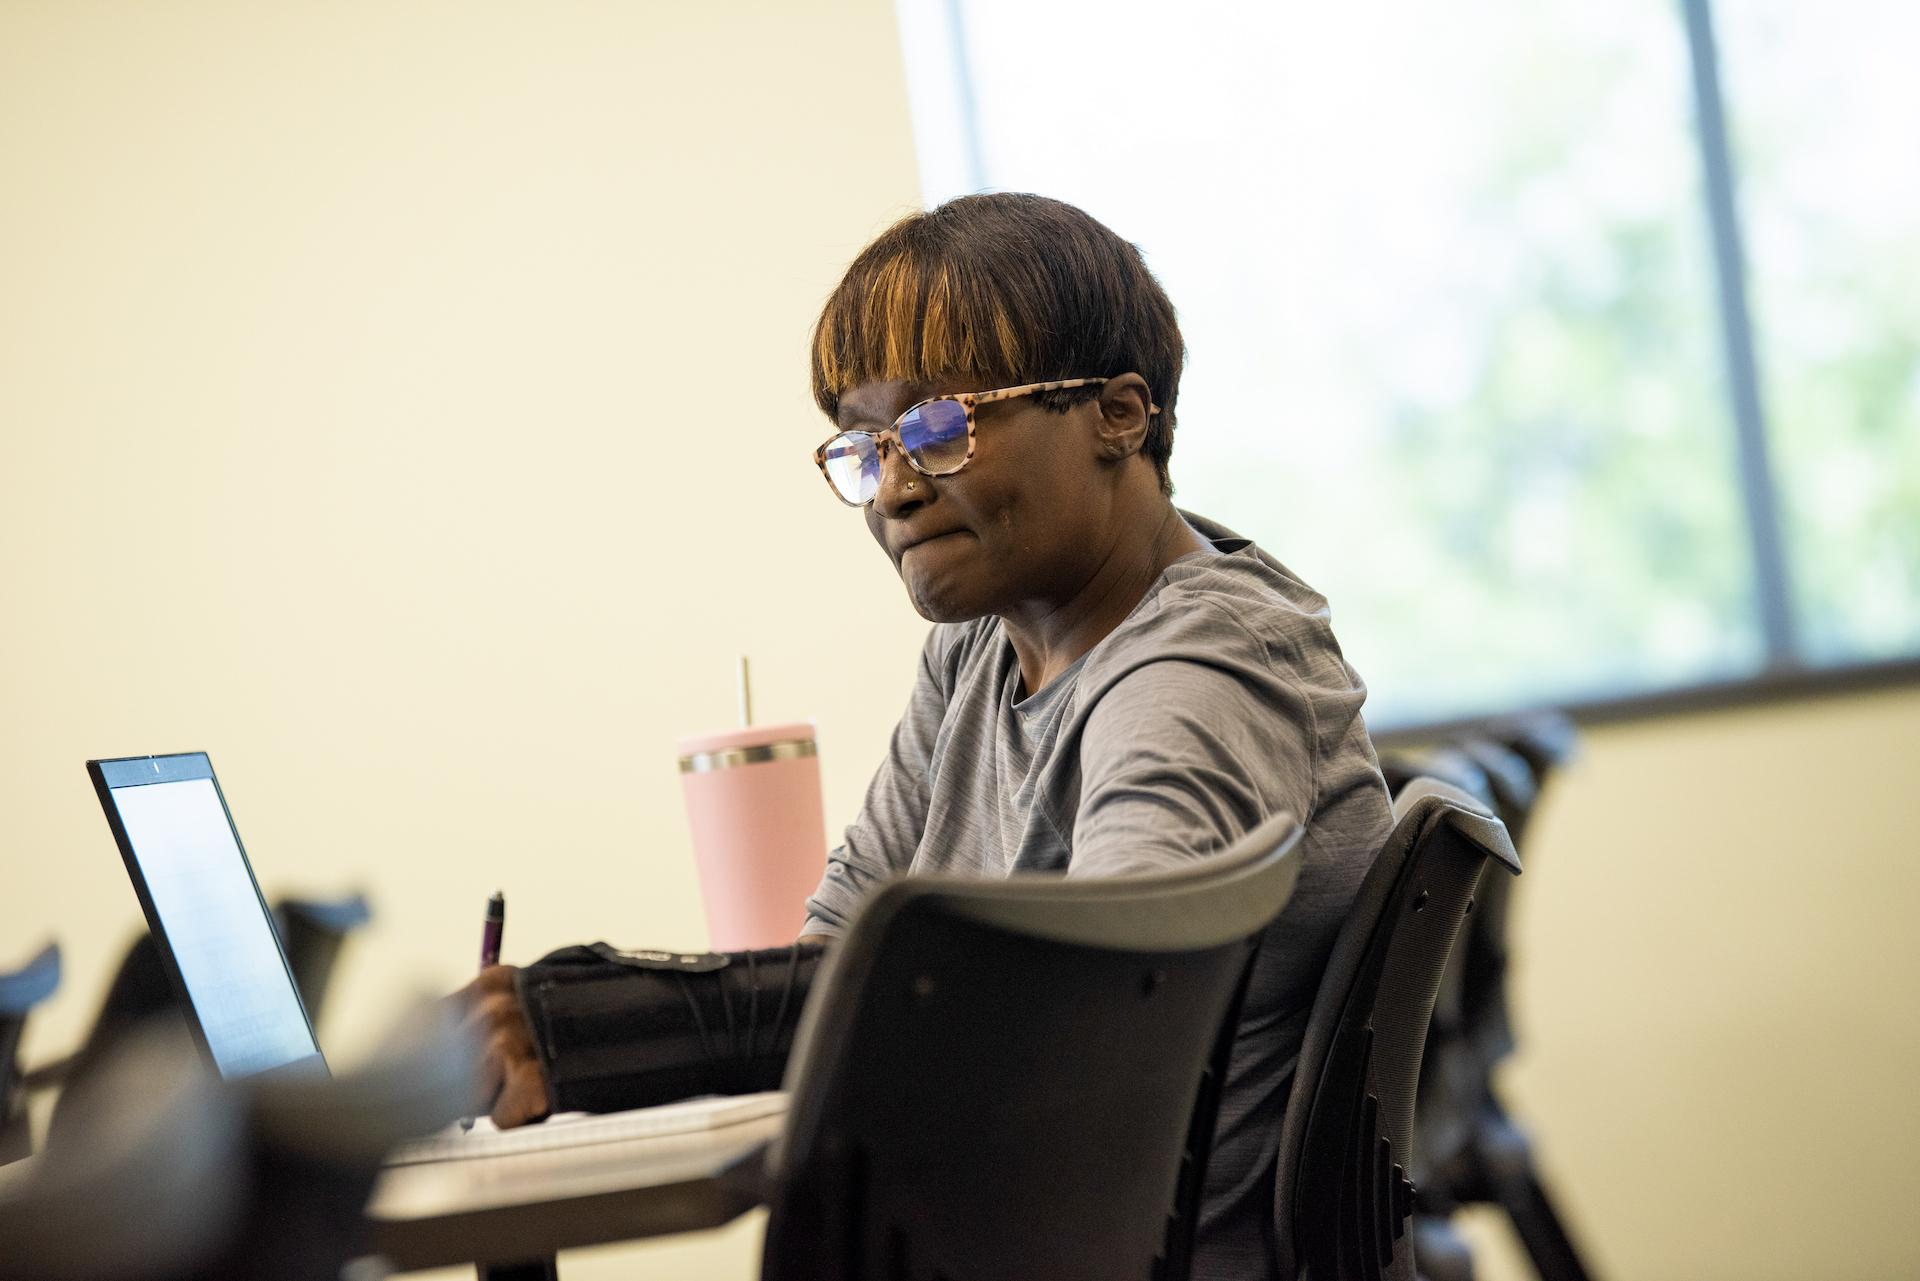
[1,942,62,1164]
[1457,711,1579,1083]
[1376,746,1493,812]
[1489,713,1578,799]
[1442,739,1534,1084]
[33,934,181,1111]
[1393,742,1535,1281]
[1422,728,1596,1281]
[28,891,372,1108]
[1271,780,1521,1281]
[273,891,373,1018]
[757,811,1308,1281]
[0,1007,474,1281]
[1374,745,1506,1281]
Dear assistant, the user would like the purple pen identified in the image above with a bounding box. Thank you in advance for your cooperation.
[480,890,505,969]
[460,890,508,1132]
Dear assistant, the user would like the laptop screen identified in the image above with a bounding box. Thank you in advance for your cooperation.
[94,754,323,1079]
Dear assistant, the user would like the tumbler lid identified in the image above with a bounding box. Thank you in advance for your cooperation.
[676,721,817,773]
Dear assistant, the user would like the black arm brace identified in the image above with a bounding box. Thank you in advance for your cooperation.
[513,941,828,1115]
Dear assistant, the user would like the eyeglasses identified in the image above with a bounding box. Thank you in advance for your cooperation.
[812,378,1110,507]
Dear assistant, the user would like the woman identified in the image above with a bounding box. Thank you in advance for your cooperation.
[466,192,1392,1278]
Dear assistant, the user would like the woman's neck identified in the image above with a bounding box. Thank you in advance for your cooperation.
[1000,502,1211,700]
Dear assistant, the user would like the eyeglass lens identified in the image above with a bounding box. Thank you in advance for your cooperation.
[823,400,970,504]
[821,432,880,505]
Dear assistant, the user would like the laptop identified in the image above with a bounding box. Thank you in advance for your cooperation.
[87,752,327,1080]
[88,751,785,1157]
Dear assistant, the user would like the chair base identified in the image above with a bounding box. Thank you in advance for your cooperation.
[1465,1108,1597,1281]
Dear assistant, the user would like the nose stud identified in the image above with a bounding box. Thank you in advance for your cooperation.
[905,480,916,491]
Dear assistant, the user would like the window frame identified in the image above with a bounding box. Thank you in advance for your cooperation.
[906,0,1920,736]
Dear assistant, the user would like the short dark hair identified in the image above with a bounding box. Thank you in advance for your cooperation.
[811,193,1185,493]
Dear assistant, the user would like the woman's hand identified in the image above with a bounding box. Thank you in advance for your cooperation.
[456,964,551,1128]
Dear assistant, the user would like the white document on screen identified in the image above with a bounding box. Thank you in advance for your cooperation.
[112,778,319,1078]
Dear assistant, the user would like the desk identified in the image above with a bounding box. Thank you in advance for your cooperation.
[367,1108,783,1272]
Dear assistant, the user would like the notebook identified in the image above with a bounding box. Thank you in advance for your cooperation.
[387,1090,786,1165]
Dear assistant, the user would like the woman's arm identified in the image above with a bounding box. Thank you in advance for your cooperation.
[796,628,956,936]
[461,631,957,1126]
[460,939,832,1127]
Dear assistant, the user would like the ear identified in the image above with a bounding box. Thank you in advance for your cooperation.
[1092,373,1156,461]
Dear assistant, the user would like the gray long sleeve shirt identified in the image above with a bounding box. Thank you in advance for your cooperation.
[802,510,1392,1280]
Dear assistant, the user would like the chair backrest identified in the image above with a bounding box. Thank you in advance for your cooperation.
[39,891,370,1120]
[1376,746,1492,810]
[760,812,1308,1281]
[1468,711,1577,1050]
[1444,739,1539,1078]
[41,933,182,1140]
[1375,750,1505,1195]
[1491,711,1578,789]
[1,1026,247,1280]
[1,942,62,1164]
[1,1006,474,1281]
[1453,739,1537,844]
[272,891,373,1019]
[1272,782,1519,1281]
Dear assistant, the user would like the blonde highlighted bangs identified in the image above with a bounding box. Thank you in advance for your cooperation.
[811,246,1031,421]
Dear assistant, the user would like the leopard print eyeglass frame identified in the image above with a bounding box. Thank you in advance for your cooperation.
[812,378,1142,507]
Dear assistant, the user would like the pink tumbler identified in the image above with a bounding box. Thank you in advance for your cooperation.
[676,721,828,951]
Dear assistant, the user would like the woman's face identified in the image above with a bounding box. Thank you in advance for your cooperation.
[836,378,1125,624]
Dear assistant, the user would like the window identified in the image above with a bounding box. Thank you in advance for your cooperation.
[1713,0,1920,667]
[898,0,1920,726]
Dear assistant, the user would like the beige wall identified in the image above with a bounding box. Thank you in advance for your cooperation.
[3,5,1915,1280]
[0,3,923,1275]
[1460,684,1920,1281]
